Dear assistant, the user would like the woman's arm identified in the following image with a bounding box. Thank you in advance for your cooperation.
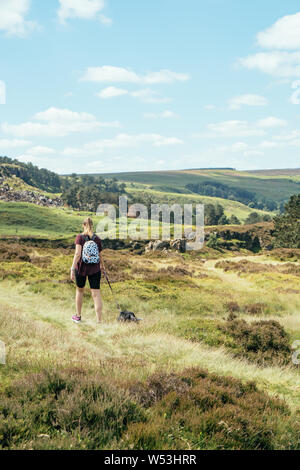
[100,252,106,274]
[70,244,82,281]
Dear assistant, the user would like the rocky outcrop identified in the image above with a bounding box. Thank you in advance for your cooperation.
[145,239,187,253]
[0,177,63,207]
[208,222,274,252]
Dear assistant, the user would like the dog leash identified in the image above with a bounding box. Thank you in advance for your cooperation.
[103,269,122,313]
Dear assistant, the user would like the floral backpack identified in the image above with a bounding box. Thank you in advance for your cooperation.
[82,234,100,264]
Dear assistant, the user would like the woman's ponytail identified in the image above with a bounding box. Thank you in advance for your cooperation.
[83,217,94,238]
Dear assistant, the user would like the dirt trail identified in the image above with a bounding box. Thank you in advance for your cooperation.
[203,256,260,292]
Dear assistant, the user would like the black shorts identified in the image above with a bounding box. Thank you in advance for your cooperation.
[75,270,101,290]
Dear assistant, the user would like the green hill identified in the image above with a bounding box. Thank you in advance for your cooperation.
[96,169,300,206]
[126,186,271,222]
[0,201,101,238]
[0,156,62,193]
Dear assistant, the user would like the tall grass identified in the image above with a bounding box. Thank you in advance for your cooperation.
[0,242,299,449]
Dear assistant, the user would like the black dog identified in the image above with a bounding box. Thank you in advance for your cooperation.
[118,310,141,322]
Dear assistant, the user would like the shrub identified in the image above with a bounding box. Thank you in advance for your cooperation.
[124,368,298,450]
[206,233,220,249]
[0,369,144,450]
[219,318,292,366]
[225,302,241,313]
[216,259,300,277]
[245,303,266,315]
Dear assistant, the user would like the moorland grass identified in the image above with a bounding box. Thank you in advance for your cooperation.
[0,241,300,449]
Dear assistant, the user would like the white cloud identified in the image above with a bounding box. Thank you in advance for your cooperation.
[99,14,112,26]
[259,141,280,149]
[97,86,171,103]
[259,131,300,148]
[0,138,31,148]
[203,104,216,110]
[17,154,43,164]
[142,70,190,84]
[214,142,248,153]
[200,120,265,138]
[196,117,289,140]
[34,107,95,122]
[130,89,171,103]
[2,107,120,137]
[244,150,264,157]
[257,12,300,50]
[97,87,129,99]
[239,51,300,78]
[239,13,300,78]
[144,110,179,119]
[62,133,183,156]
[0,0,37,36]
[272,129,300,141]
[257,117,288,128]
[231,142,248,151]
[289,80,300,104]
[82,66,140,83]
[80,66,190,84]
[214,143,266,158]
[228,94,268,109]
[58,0,110,24]
[27,146,55,156]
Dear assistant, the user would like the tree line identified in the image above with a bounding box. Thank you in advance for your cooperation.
[185,181,278,211]
[0,156,62,192]
[61,174,126,212]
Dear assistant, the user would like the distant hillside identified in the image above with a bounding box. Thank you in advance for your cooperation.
[2,157,300,226]
[95,169,300,209]
[247,168,300,177]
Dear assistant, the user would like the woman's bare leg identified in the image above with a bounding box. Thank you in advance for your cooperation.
[76,287,84,316]
[91,289,102,323]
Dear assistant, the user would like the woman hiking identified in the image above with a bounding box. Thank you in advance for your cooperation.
[70,217,104,324]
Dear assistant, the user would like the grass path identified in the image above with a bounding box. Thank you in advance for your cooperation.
[204,258,258,292]
[1,277,300,412]
[204,255,300,336]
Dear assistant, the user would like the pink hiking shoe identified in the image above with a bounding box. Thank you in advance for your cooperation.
[72,315,81,324]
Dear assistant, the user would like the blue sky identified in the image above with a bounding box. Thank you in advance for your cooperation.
[1,0,300,174]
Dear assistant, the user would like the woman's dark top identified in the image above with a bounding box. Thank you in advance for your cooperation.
[75,233,102,276]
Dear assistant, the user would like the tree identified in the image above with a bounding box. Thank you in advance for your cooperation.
[273,194,300,248]
[61,177,126,211]
[206,232,220,249]
[245,212,261,225]
[218,214,229,225]
[229,215,241,225]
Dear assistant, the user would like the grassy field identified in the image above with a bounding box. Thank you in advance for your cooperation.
[0,239,299,449]
[0,201,103,238]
